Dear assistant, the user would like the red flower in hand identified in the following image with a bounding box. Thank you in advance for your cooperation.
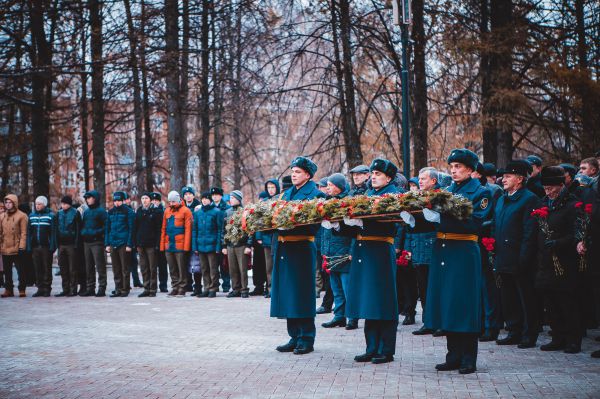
[575,202,583,209]
[531,206,549,218]
[585,204,593,214]
[481,237,495,252]
[396,250,410,267]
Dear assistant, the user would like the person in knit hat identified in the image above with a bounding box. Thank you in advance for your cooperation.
[1,194,29,297]
[160,190,192,297]
[27,196,57,297]
[55,195,81,297]
[222,190,252,298]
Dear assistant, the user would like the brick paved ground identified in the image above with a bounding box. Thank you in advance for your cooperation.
[1,270,599,398]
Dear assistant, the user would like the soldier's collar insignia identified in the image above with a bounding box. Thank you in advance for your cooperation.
[480,198,489,209]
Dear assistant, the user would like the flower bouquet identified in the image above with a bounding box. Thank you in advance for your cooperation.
[531,206,563,276]
[575,201,593,272]
[224,190,475,243]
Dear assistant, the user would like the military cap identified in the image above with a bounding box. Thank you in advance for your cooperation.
[349,164,370,174]
[483,163,497,177]
[475,162,486,176]
[150,192,162,201]
[201,191,212,200]
[502,160,531,177]
[526,155,543,167]
[113,191,126,201]
[369,158,398,178]
[181,186,195,196]
[447,148,479,170]
[540,166,565,186]
[290,156,318,178]
[210,187,224,196]
[317,177,329,187]
[559,163,577,178]
[281,175,293,191]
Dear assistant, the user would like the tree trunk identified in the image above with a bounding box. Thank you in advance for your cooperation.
[211,12,223,188]
[411,0,428,172]
[575,0,599,156]
[28,0,52,198]
[198,0,211,189]
[89,0,106,204]
[480,0,497,164]
[231,3,243,189]
[123,0,144,194]
[488,0,513,167]
[337,0,363,167]
[79,9,90,193]
[140,0,154,192]
[165,0,187,191]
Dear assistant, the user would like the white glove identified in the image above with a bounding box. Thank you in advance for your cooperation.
[321,220,340,230]
[400,211,415,228]
[423,208,441,223]
[343,217,363,228]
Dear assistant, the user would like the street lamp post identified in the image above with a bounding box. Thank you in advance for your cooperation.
[393,0,412,178]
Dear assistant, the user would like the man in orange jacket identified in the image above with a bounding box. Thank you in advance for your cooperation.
[160,191,192,297]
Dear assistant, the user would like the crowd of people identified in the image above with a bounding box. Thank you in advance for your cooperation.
[0,151,599,373]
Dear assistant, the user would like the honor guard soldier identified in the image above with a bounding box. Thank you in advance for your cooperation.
[331,158,401,364]
[271,156,325,355]
[425,149,492,374]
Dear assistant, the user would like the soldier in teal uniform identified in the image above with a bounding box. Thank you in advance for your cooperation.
[425,149,492,374]
[330,158,400,364]
[271,156,325,355]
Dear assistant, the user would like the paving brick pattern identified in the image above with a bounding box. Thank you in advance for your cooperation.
[1,271,599,398]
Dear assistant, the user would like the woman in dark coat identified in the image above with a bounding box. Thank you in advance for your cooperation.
[534,166,581,354]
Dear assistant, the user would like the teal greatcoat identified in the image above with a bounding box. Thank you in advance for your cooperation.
[424,177,492,333]
[270,181,325,318]
[343,182,400,321]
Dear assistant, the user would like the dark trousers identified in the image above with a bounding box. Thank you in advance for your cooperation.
[130,248,141,286]
[84,241,106,291]
[165,251,189,292]
[58,245,78,294]
[286,318,316,348]
[415,264,429,321]
[252,243,266,291]
[32,247,53,293]
[138,247,157,293]
[192,272,202,293]
[199,252,219,292]
[544,289,582,347]
[482,266,503,331]
[76,244,87,291]
[499,272,539,340]
[157,251,168,291]
[227,246,249,293]
[397,266,418,317]
[111,246,131,294]
[364,319,398,356]
[218,253,230,291]
[2,254,25,291]
[446,332,479,368]
[320,271,334,310]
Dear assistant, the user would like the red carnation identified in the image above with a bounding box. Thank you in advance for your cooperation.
[249,209,255,215]
[481,237,495,252]
[585,204,593,214]
[340,201,347,207]
[575,202,583,209]
[229,219,234,224]
[271,202,278,208]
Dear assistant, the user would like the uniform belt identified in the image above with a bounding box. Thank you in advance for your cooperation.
[357,235,395,244]
[278,235,315,243]
[436,232,478,242]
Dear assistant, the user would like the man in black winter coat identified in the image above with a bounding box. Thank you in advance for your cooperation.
[493,160,541,348]
[135,193,163,297]
[55,195,81,297]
